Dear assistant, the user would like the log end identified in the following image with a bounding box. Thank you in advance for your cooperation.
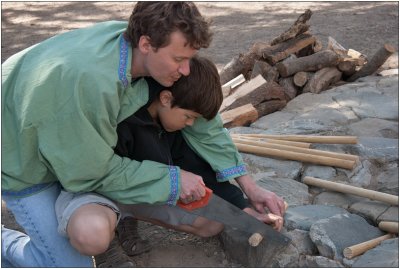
[248,232,264,247]
[384,44,396,53]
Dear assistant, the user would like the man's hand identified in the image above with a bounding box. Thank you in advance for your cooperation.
[236,175,286,217]
[243,207,284,231]
[179,169,206,204]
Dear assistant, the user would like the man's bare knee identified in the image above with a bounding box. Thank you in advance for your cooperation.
[67,203,117,255]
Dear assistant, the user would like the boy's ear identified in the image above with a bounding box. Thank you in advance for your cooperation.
[138,35,152,54]
[159,90,173,106]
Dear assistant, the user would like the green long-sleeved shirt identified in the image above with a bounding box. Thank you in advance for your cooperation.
[2,21,247,205]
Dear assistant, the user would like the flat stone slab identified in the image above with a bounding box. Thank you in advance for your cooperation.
[284,205,348,231]
[309,213,385,260]
[352,238,399,267]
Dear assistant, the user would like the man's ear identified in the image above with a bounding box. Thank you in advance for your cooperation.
[159,90,173,106]
[138,35,152,54]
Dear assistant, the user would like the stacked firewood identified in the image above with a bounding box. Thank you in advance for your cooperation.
[219,9,396,128]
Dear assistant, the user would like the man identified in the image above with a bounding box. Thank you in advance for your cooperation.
[2,2,285,267]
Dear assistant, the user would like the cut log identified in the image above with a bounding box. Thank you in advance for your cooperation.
[303,176,399,205]
[221,74,246,97]
[278,77,299,101]
[293,71,313,87]
[241,134,358,144]
[250,60,279,82]
[220,104,259,128]
[220,75,266,112]
[276,50,340,77]
[327,36,348,58]
[235,143,356,170]
[261,33,317,65]
[222,77,287,113]
[219,42,270,85]
[232,137,360,162]
[270,9,312,46]
[343,234,394,259]
[338,60,357,77]
[378,221,399,234]
[303,67,342,94]
[347,44,396,82]
[255,99,287,118]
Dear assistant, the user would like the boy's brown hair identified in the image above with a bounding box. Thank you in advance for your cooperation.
[125,2,212,50]
[168,56,223,120]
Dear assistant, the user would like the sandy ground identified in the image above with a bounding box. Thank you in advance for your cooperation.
[1,1,398,267]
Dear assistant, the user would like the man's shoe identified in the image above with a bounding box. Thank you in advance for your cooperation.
[116,217,152,256]
[94,237,136,268]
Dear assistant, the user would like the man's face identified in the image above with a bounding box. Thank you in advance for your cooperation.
[144,31,198,87]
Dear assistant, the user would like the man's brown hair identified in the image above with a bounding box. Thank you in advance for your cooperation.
[125,2,212,50]
[168,56,222,120]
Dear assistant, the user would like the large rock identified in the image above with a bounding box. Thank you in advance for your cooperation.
[348,200,390,224]
[352,238,399,267]
[284,205,348,231]
[299,255,344,267]
[313,191,366,209]
[309,213,385,260]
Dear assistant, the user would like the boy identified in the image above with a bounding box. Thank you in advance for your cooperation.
[109,56,284,263]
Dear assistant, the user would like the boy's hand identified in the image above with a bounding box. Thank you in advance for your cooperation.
[179,169,206,203]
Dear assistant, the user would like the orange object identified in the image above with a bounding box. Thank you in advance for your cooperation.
[177,187,213,210]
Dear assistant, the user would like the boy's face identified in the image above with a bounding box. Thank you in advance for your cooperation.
[141,31,198,87]
[157,90,201,132]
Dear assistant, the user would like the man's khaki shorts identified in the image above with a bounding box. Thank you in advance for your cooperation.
[55,190,197,237]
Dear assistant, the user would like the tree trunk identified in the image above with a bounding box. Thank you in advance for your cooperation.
[293,71,313,87]
[250,60,279,82]
[255,100,287,118]
[278,77,299,101]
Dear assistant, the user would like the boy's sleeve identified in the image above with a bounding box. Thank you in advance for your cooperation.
[181,114,248,182]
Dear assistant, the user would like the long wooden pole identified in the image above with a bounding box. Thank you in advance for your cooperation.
[231,134,311,148]
[343,234,394,259]
[232,137,359,162]
[303,176,399,205]
[235,143,356,170]
[379,221,399,234]
[237,134,358,144]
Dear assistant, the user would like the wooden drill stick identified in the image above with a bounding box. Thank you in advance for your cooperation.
[303,176,399,206]
[379,221,399,234]
[237,134,358,144]
[232,137,359,162]
[231,134,311,148]
[235,143,356,170]
[343,234,394,259]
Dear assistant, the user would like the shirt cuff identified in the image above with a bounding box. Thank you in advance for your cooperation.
[166,165,180,206]
[216,164,248,182]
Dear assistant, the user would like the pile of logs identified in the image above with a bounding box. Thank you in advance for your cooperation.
[231,134,359,170]
[219,9,396,128]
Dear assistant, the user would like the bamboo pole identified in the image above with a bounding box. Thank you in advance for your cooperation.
[235,143,356,170]
[232,137,359,162]
[303,176,399,206]
[379,221,399,234]
[237,134,358,144]
[343,234,394,259]
[231,134,311,148]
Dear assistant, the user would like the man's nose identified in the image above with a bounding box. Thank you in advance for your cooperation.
[178,59,190,76]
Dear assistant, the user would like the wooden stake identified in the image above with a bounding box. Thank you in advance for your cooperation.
[238,134,358,144]
[343,234,394,259]
[303,176,399,206]
[379,221,399,234]
[231,134,311,148]
[232,137,359,162]
[235,143,356,170]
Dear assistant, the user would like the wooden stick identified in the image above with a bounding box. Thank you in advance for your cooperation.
[232,137,359,162]
[231,134,311,148]
[235,143,356,170]
[343,234,394,259]
[303,176,399,205]
[237,134,358,144]
[379,221,399,234]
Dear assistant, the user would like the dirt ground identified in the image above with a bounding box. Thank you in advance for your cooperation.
[1,1,399,267]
